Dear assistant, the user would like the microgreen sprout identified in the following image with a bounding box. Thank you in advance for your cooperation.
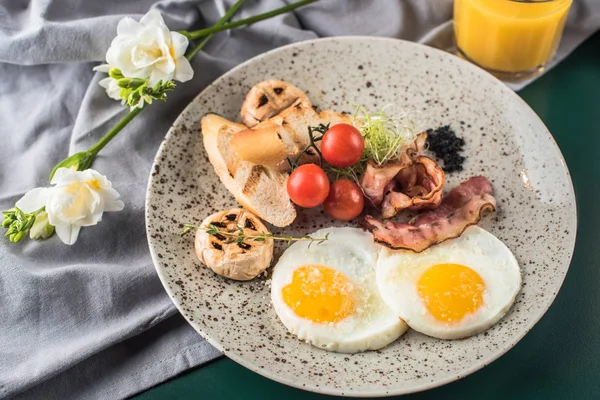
[326,105,421,183]
[353,104,420,166]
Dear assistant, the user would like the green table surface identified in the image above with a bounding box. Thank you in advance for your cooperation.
[135,31,600,400]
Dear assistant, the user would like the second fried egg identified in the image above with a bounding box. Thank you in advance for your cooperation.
[376,226,521,339]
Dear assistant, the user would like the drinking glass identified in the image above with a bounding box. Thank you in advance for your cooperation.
[454,0,573,81]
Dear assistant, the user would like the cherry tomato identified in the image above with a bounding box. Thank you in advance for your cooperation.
[321,123,364,168]
[323,179,365,221]
[287,164,330,208]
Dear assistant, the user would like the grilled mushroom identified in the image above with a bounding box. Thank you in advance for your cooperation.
[194,208,273,281]
[240,79,312,127]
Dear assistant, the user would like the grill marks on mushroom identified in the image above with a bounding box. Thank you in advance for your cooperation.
[240,80,312,127]
[207,210,258,252]
[244,218,256,230]
[194,208,274,281]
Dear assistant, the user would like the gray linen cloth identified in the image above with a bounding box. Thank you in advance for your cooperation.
[0,0,598,399]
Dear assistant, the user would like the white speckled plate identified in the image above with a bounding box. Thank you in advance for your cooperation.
[145,37,576,397]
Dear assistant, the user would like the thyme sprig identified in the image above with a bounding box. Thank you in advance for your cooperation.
[287,123,329,170]
[181,223,329,248]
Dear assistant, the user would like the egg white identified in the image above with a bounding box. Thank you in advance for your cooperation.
[376,226,522,340]
[271,227,407,353]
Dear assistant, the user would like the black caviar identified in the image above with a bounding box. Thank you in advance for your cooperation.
[426,125,465,173]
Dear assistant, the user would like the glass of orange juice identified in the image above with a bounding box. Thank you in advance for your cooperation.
[454,0,573,81]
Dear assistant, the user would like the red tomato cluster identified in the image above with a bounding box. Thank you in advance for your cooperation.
[286,123,365,221]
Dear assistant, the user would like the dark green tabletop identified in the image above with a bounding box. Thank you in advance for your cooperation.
[135,32,600,400]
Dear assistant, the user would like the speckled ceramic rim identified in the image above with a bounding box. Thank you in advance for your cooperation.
[145,36,577,397]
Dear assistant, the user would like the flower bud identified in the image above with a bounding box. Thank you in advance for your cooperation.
[117,78,145,89]
[117,78,133,88]
[29,211,55,240]
[108,68,124,80]
[5,224,17,236]
[11,230,26,243]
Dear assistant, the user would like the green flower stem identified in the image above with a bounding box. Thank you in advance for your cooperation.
[49,0,316,181]
[186,0,247,61]
[183,0,317,40]
[49,106,144,180]
[88,106,144,155]
[185,32,215,61]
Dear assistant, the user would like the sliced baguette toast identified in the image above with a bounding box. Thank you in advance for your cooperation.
[201,114,296,227]
[230,99,355,167]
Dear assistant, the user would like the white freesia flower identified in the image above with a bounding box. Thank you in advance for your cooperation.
[105,9,193,86]
[16,168,125,245]
[99,77,123,101]
[93,64,123,102]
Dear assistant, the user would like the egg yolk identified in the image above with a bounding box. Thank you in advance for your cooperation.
[282,265,355,324]
[417,263,485,323]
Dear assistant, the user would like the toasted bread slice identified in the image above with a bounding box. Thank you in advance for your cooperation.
[201,114,296,227]
[230,100,355,167]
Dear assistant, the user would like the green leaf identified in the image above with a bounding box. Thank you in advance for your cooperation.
[49,151,96,180]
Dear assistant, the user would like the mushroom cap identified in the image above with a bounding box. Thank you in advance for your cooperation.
[240,80,312,127]
[194,208,274,281]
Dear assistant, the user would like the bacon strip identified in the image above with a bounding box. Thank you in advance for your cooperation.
[400,131,427,162]
[360,161,403,207]
[364,176,496,252]
[381,156,444,218]
[359,132,444,217]
[360,132,429,207]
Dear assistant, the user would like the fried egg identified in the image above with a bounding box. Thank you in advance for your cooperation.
[376,226,521,339]
[271,227,407,353]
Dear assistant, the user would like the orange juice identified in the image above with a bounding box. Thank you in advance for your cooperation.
[454,0,572,74]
